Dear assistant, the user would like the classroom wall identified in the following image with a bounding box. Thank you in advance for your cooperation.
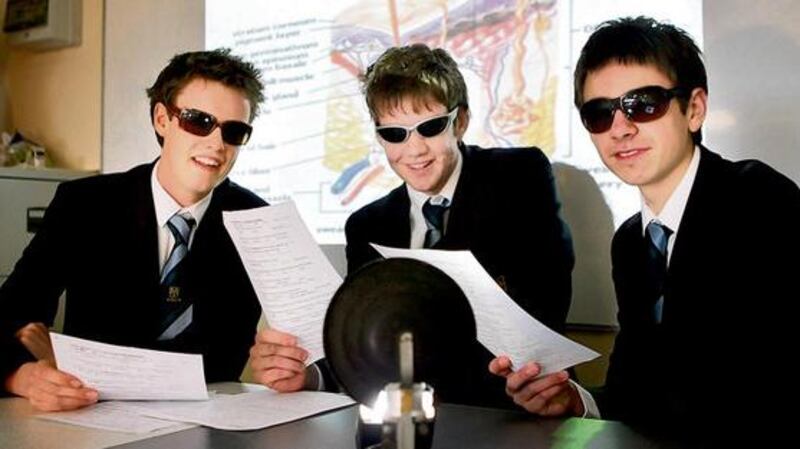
[4,1,799,178]
[0,0,103,170]
[703,0,800,181]
[102,0,204,170]
[0,1,10,133]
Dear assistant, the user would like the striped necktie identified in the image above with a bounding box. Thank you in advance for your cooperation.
[158,213,196,341]
[645,220,672,324]
[423,197,450,248]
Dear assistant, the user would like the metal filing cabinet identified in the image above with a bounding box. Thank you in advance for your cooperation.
[0,167,95,329]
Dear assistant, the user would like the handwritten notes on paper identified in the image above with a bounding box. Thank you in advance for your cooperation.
[223,202,342,363]
[51,333,208,401]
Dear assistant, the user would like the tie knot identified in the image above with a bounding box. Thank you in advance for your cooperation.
[646,221,672,255]
[423,197,450,231]
[167,213,196,245]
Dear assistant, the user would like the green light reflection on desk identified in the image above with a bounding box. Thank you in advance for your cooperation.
[551,417,607,449]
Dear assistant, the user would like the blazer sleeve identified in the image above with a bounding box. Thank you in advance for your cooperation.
[598,223,652,422]
[595,230,632,418]
[499,150,575,333]
[344,210,382,275]
[0,183,74,388]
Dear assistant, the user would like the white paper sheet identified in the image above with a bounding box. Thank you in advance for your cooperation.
[223,202,342,362]
[372,245,600,375]
[132,390,355,431]
[50,333,208,401]
[37,402,196,434]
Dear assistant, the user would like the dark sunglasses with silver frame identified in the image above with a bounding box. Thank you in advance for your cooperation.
[375,108,459,144]
[579,85,689,134]
[165,103,253,146]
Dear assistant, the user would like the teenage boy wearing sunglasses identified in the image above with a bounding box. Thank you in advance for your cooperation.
[247,43,575,408]
[488,16,800,443]
[0,49,268,412]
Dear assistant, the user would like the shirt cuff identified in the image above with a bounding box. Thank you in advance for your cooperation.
[304,363,325,391]
[571,380,601,419]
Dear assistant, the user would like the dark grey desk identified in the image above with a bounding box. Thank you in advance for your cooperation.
[110,403,673,449]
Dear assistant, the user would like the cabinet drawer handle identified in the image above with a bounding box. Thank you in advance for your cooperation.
[26,207,47,233]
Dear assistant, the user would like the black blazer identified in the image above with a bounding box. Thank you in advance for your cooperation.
[0,162,266,387]
[601,147,800,443]
[344,144,575,408]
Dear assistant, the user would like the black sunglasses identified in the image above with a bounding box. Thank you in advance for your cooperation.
[375,108,459,144]
[165,104,253,146]
[579,85,689,134]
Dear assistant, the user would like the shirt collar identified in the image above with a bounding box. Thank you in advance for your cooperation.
[407,148,463,210]
[641,145,701,235]
[151,161,213,228]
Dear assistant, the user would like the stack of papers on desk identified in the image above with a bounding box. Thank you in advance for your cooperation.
[39,387,355,434]
[39,402,196,434]
[44,333,355,434]
[129,389,355,431]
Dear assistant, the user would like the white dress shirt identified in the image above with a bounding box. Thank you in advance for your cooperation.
[406,149,463,248]
[150,161,213,272]
[640,146,701,265]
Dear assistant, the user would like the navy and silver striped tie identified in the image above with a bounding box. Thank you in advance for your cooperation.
[423,197,450,248]
[645,220,672,324]
[158,213,196,341]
